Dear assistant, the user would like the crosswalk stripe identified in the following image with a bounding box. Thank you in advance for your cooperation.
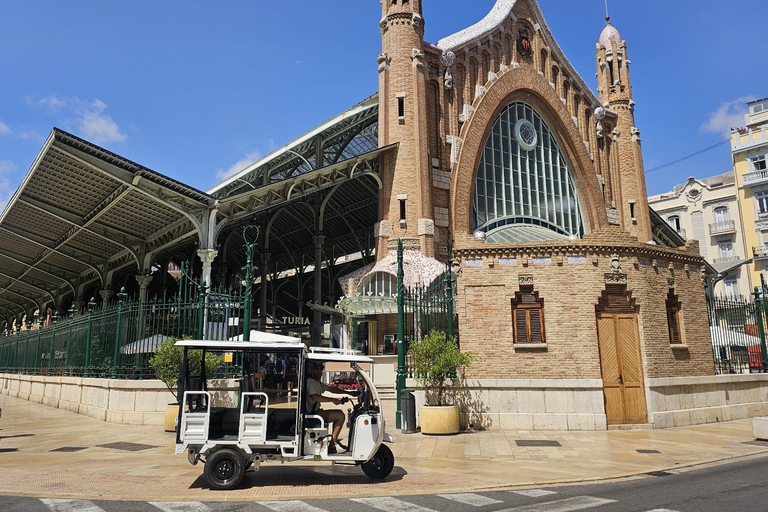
[512,490,558,498]
[40,500,106,512]
[257,501,329,512]
[352,497,438,512]
[438,493,503,507]
[149,502,212,512]
[497,496,617,512]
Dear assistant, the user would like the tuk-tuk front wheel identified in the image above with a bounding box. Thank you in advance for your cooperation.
[204,448,246,490]
[361,444,394,479]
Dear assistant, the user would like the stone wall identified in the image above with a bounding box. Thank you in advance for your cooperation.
[409,378,606,431]
[648,374,768,428]
[409,374,768,431]
[0,373,175,426]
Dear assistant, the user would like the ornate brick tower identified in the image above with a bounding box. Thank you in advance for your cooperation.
[376,0,435,258]
[596,18,653,242]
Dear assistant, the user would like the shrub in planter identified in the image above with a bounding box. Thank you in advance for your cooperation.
[408,330,473,407]
[149,337,223,402]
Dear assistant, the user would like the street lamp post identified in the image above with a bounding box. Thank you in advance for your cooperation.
[396,239,405,429]
[85,297,96,377]
[242,225,260,342]
[113,288,128,378]
[47,313,58,374]
[64,305,75,373]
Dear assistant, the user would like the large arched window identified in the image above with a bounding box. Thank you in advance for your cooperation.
[474,102,584,242]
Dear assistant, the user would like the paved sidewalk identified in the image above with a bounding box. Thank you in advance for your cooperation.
[0,395,766,502]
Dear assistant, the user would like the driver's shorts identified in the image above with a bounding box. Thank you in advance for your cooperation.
[318,409,333,424]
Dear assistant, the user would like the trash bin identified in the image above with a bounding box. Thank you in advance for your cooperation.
[400,388,416,434]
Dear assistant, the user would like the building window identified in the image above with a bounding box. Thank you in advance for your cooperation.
[724,277,738,299]
[753,155,767,172]
[473,101,584,242]
[714,206,730,223]
[718,240,734,260]
[511,285,545,344]
[756,191,768,215]
[667,215,681,232]
[666,289,682,344]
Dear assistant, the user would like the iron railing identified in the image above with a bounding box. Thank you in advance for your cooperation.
[708,294,768,375]
[753,246,768,259]
[708,220,736,235]
[0,263,247,379]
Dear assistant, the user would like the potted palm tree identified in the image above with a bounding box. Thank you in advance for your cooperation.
[149,337,222,431]
[408,330,473,434]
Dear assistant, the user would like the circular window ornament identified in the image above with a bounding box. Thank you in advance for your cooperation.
[515,119,537,151]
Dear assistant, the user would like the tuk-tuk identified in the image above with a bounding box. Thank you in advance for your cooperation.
[173,332,395,490]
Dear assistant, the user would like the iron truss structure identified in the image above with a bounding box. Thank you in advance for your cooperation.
[0,94,389,331]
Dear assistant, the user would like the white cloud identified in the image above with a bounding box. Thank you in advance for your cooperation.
[216,150,262,181]
[31,95,127,144]
[701,96,758,136]
[0,120,10,135]
[296,60,303,65]
[77,109,127,144]
[38,95,67,112]
[0,160,17,213]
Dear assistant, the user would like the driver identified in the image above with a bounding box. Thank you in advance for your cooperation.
[306,361,357,454]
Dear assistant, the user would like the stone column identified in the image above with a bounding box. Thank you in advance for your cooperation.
[135,275,153,304]
[15,313,24,334]
[197,249,219,289]
[100,289,114,305]
[73,299,85,315]
[312,235,325,346]
[135,274,153,339]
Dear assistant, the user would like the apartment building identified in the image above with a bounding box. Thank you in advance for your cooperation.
[648,173,751,298]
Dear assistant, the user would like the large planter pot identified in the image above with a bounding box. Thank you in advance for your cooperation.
[164,403,179,432]
[419,404,460,435]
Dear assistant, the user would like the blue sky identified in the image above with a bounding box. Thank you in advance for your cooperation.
[0,0,764,210]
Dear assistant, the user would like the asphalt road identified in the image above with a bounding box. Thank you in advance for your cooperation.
[3,454,768,511]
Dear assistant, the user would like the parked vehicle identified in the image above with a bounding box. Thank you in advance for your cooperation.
[173,332,395,490]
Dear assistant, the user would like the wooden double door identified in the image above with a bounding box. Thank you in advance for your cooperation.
[596,313,647,424]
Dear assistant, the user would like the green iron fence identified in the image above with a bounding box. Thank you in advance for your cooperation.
[0,263,248,379]
[707,288,768,375]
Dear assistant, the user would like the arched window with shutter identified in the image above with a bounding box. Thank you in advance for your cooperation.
[511,285,546,344]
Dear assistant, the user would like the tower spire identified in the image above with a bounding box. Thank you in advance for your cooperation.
[604,0,610,22]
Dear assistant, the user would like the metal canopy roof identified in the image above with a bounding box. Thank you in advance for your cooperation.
[209,95,379,199]
[0,128,213,317]
[0,95,387,322]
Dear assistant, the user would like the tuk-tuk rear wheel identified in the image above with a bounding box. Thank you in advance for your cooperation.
[361,444,394,479]
[204,448,246,490]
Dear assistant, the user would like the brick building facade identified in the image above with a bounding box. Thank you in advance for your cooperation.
[372,0,761,430]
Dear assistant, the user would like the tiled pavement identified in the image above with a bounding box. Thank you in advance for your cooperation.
[1,395,767,502]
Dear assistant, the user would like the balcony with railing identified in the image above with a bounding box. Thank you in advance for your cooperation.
[713,255,740,265]
[709,220,736,235]
[733,125,768,153]
[753,246,768,260]
[743,168,768,187]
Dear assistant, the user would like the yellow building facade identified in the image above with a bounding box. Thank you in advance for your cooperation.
[733,98,768,291]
